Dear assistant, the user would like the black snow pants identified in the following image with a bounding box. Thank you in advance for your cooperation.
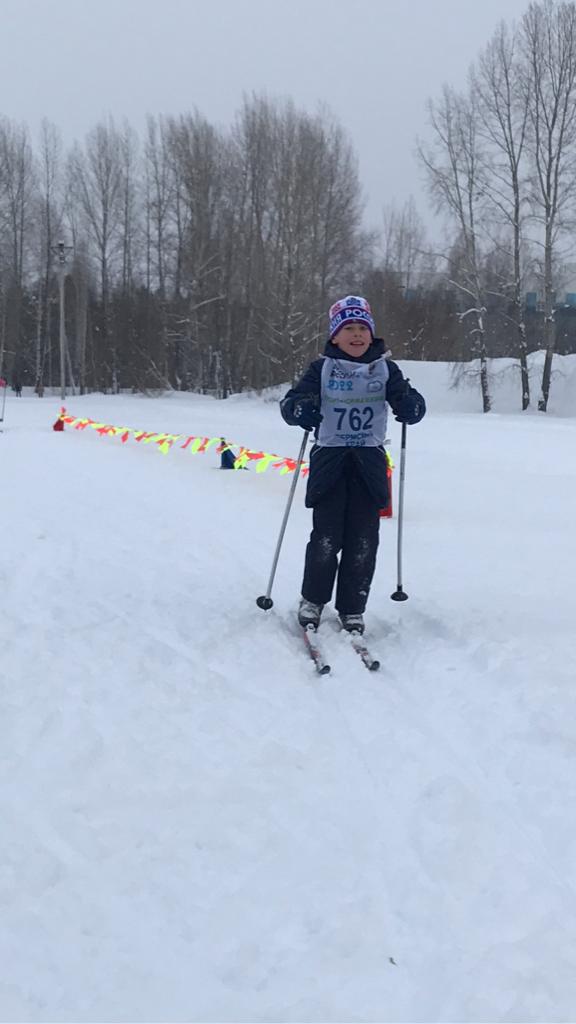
[301,461,381,615]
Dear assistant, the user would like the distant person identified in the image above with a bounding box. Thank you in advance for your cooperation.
[280,295,426,635]
[219,439,249,470]
[220,439,237,470]
[12,379,22,397]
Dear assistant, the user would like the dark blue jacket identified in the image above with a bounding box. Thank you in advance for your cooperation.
[280,337,425,508]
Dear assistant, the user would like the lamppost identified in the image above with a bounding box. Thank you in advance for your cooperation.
[51,240,73,400]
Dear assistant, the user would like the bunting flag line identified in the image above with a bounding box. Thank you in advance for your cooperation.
[54,408,310,477]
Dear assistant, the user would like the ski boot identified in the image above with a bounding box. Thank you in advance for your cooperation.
[339,613,365,635]
[298,599,323,630]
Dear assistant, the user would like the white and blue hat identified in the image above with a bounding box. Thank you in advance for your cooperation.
[328,295,375,341]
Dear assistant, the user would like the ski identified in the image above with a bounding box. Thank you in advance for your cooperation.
[297,620,379,675]
[344,630,380,671]
[302,624,331,675]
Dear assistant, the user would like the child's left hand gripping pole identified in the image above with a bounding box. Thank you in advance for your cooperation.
[256,430,310,611]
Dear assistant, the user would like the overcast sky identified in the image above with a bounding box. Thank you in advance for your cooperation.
[2,0,532,235]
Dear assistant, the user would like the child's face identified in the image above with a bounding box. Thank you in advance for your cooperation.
[332,322,372,357]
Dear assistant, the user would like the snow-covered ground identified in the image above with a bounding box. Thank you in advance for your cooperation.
[1,356,576,1023]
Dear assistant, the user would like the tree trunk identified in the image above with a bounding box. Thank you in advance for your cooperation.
[538,231,555,411]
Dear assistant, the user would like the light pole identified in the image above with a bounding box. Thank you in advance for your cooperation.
[51,240,73,400]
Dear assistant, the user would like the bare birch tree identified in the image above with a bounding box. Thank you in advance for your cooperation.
[379,198,430,357]
[243,97,365,386]
[521,0,576,411]
[166,112,225,390]
[419,85,492,411]
[36,119,65,390]
[0,118,35,380]
[381,197,426,291]
[145,115,174,298]
[69,117,124,389]
[474,20,532,409]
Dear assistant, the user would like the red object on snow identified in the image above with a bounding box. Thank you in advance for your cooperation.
[53,417,65,431]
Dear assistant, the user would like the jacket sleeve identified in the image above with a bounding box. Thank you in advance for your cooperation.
[280,359,323,425]
[386,360,426,422]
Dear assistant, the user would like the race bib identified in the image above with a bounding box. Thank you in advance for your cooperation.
[317,357,389,447]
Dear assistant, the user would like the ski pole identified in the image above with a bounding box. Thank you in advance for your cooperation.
[0,379,6,422]
[256,429,310,611]
[390,420,409,601]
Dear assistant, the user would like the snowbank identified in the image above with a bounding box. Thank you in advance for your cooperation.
[1,363,576,1023]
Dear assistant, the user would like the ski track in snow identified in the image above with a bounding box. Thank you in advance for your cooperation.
[1,387,576,1022]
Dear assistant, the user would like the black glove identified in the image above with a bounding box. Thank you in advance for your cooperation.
[394,392,426,425]
[292,397,322,431]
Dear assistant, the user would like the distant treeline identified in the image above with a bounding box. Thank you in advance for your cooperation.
[2,2,576,413]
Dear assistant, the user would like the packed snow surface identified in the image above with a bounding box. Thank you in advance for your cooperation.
[1,357,576,1022]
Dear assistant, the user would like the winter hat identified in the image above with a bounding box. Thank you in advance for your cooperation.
[328,295,375,341]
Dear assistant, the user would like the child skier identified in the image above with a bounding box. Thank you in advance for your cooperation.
[280,295,425,635]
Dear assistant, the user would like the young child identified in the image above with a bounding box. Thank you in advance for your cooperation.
[280,295,425,634]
